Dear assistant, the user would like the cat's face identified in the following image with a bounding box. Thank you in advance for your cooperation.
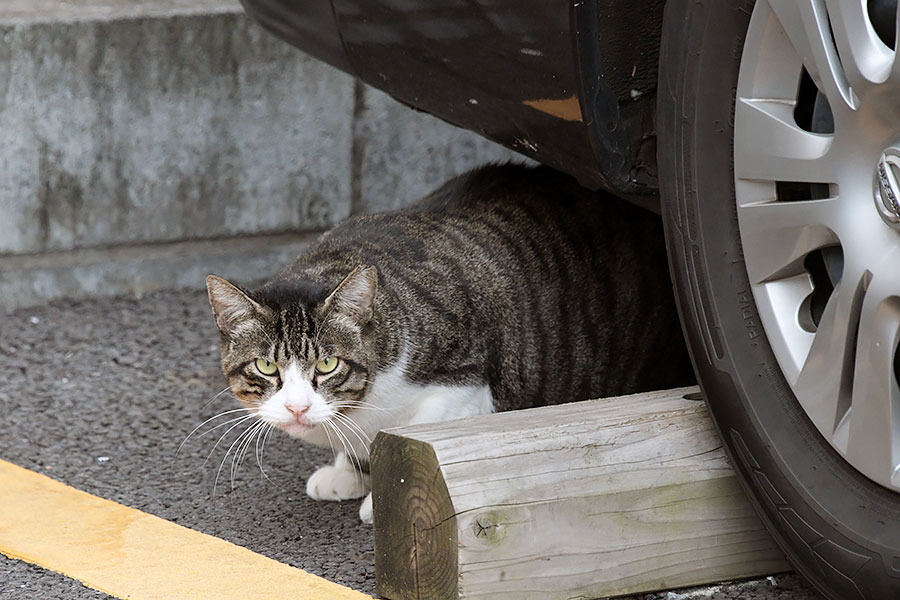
[206,267,378,442]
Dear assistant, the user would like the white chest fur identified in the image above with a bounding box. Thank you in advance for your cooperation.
[301,354,495,462]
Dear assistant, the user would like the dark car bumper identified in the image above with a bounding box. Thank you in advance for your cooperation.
[240,0,663,202]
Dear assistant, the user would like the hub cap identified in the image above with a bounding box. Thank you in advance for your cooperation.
[875,150,900,224]
[735,0,900,491]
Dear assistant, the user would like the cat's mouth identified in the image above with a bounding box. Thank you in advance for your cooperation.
[280,417,316,437]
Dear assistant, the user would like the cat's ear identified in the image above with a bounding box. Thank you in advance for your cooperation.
[206,275,266,334]
[321,266,378,325]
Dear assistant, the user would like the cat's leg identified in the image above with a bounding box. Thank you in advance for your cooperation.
[358,493,373,524]
[306,451,370,501]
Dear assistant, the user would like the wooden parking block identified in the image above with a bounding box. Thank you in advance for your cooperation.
[370,387,790,600]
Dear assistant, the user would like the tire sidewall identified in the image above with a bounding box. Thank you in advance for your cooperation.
[658,1,900,598]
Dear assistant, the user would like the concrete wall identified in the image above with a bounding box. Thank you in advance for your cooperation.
[0,3,522,311]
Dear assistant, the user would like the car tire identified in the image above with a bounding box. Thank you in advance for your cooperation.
[657,1,900,598]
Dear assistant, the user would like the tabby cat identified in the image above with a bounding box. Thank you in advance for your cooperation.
[206,164,694,523]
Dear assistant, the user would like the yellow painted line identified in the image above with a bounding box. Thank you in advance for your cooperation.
[0,459,371,600]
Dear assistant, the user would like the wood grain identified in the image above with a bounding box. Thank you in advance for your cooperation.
[371,387,790,599]
[372,431,457,600]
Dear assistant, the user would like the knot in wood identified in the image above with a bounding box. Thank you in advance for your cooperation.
[471,512,504,544]
[474,517,492,538]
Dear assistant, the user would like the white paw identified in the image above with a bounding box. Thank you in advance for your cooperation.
[306,463,370,501]
[359,493,373,524]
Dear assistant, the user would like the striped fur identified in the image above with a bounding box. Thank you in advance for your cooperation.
[207,164,694,516]
[271,164,692,406]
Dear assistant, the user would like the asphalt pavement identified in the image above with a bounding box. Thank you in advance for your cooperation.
[0,288,823,599]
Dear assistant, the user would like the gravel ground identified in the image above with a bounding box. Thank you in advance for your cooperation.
[1,556,110,599]
[0,289,823,599]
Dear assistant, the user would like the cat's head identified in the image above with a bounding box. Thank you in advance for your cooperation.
[205,266,378,441]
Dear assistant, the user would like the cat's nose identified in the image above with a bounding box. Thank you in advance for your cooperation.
[284,403,309,418]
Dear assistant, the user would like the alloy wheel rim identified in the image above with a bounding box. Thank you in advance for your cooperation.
[735,0,900,491]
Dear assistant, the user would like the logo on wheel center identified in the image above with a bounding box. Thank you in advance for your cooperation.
[875,151,900,223]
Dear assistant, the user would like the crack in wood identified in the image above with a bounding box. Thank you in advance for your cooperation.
[413,521,420,600]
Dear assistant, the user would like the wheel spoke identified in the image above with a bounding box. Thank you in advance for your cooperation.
[768,0,857,111]
[823,0,892,92]
[734,98,835,183]
[738,198,839,284]
[793,273,867,436]
[845,278,900,482]
[890,1,900,82]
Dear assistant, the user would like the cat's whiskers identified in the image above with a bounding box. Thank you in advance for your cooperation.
[325,420,356,468]
[331,411,372,448]
[194,412,260,441]
[333,400,394,414]
[213,417,260,495]
[330,414,372,491]
[230,421,257,483]
[331,417,371,481]
[321,421,345,467]
[323,420,365,491]
[177,407,255,455]
[320,420,338,463]
[254,423,283,489]
[202,413,257,468]
[261,421,276,457]
[230,420,266,491]
[200,386,233,410]
[241,422,267,476]
[227,425,253,490]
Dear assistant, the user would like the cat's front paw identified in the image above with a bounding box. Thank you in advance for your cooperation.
[359,493,373,524]
[306,463,370,501]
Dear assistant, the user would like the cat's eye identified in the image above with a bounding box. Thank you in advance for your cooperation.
[255,358,278,376]
[315,356,340,374]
